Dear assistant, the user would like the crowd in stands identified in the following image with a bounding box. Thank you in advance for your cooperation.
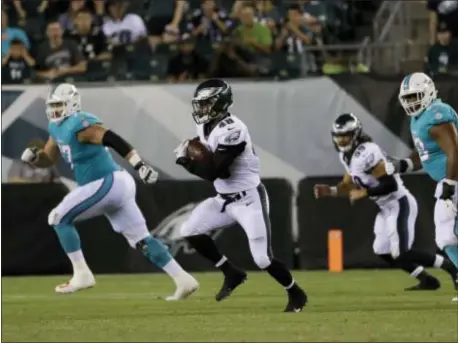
[1,0,378,84]
[426,0,458,75]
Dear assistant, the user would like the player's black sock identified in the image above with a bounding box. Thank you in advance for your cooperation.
[185,235,240,276]
[186,235,223,265]
[378,254,435,282]
[403,250,435,267]
[264,258,297,290]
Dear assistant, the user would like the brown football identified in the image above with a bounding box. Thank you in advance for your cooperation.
[187,139,213,162]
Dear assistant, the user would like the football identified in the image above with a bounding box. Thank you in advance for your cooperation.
[187,138,212,162]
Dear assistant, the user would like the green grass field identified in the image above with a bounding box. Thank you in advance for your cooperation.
[2,270,457,342]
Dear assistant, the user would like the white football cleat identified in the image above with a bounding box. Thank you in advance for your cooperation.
[55,272,96,294]
[165,274,199,301]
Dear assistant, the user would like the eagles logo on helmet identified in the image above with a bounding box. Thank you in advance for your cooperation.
[192,79,233,125]
[331,113,363,153]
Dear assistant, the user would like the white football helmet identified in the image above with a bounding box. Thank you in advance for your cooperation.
[398,72,437,117]
[46,83,81,122]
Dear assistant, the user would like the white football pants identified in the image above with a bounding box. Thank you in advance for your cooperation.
[373,192,418,256]
[180,183,273,269]
[48,170,150,247]
[434,181,458,250]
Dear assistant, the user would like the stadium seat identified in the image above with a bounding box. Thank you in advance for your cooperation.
[86,60,112,82]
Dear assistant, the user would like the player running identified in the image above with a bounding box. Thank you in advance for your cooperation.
[173,79,307,312]
[391,72,458,302]
[21,83,198,300]
[314,113,458,291]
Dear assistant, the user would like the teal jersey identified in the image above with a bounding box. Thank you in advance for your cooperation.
[48,112,120,185]
[410,99,458,182]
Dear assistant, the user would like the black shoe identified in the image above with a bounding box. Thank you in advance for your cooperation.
[284,285,307,312]
[405,277,441,291]
[215,271,247,302]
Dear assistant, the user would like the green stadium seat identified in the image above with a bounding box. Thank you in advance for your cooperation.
[86,60,112,82]
[272,52,302,79]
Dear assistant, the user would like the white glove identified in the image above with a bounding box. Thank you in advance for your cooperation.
[21,147,39,164]
[138,163,159,184]
[436,199,457,223]
[173,140,189,159]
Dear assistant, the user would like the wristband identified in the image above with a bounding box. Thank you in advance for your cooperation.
[400,158,414,173]
[128,153,142,169]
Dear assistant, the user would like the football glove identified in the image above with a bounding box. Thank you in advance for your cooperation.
[137,163,159,184]
[21,147,39,164]
[174,140,189,159]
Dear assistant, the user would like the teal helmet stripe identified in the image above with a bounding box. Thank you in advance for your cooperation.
[402,74,412,90]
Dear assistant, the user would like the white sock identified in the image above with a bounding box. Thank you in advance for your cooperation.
[410,266,424,278]
[68,250,91,275]
[162,259,187,280]
[433,255,445,268]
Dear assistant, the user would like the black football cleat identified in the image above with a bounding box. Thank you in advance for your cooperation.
[451,272,458,291]
[215,271,247,302]
[405,276,441,291]
[284,285,308,312]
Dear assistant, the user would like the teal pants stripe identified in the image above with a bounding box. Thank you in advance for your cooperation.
[60,173,114,225]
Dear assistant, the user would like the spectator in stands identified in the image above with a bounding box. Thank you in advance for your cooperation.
[58,0,86,35]
[10,0,49,25]
[2,38,35,84]
[35,21,87,81]
[253,0,281,36]
[1,8,30,57]
[146,0,187,47]
[297,0,325,32]
[428,0,458,45]
[275,4,314,53]
[8,138,62,184]
[232,4,272,55]
[167,34,207,82]
[70,8,111,61]
[425,22,458,75]
[102,0,147,47]
[187,0,233,44]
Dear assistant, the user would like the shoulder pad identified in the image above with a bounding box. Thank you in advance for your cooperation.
[215,120,246,146]
[352,143,383,172]
[426,103,455,125]
[70,112,102,133]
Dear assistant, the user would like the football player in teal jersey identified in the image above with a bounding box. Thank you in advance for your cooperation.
[393,72,458,302]
[21,83,198,299]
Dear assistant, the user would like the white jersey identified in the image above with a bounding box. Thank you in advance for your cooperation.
[197,115,260,194]
[339,142,408,207]
[103,14,147,45]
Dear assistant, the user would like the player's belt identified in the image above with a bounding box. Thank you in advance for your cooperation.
[219,191,247,213]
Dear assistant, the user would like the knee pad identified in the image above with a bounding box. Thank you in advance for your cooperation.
[180,221,198,238]
[48,208,61,226]
[252,252,272,269]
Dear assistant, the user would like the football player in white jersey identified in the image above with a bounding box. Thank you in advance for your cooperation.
[314,113,458,290]
[174,79,307,312]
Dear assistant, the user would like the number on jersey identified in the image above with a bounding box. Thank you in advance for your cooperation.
[413,136,429,161]
[58,144,74,169]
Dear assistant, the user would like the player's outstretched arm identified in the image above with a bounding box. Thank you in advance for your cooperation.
[21,137,60,168]
[77,125,158,184]
[391,150,422,173]
[430,122,458,195]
